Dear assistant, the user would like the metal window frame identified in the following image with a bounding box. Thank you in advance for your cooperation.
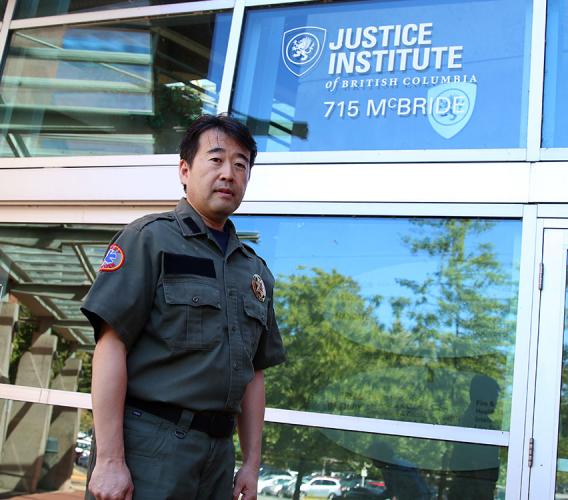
[0,382,508,446]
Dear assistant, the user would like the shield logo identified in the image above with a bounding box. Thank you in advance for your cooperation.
[427,82,477,139]
[282,26,326,77]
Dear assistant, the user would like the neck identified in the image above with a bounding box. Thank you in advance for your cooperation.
[186,200,227,231]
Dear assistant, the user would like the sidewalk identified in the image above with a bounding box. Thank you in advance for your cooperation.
[4,493,83,500]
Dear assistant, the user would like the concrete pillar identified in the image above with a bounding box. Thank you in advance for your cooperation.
[38,356,82,491]
[0,303,18,456]
[0,331,57,493]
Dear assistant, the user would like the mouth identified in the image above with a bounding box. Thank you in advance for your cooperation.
[214,188,234,198]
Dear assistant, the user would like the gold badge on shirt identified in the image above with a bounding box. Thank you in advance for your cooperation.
[251,274,266,302]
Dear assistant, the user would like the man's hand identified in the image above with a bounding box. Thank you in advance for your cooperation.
[232,463,258,500]
[88,458,134,500]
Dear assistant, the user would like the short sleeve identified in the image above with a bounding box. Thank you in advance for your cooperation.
[81,226,159,350]
[252,300,286,370]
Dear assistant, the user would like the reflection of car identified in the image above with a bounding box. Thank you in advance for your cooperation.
[261,477,295,496]
[339,484,386,499]
[76,450,90,468]
[282,476,309,498]
[258,475,295,495]
[74,437,92,465]
[300,476,354,499]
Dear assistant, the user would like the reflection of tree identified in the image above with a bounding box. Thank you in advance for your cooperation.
[396,219,515,433]
[261,219,516,495]
[146,82,203,153]
[557,304,568,492]
[263,269,378,498]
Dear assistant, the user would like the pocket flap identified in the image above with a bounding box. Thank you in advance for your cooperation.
[244,297,268,326]
[163,280,221,308]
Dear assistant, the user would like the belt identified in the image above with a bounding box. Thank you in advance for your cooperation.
[125,397,235,439]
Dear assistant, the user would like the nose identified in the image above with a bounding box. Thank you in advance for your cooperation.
[219,160,234,180]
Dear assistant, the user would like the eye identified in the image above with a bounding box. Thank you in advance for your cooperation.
[234,162,247,171]
[210,157,222,163]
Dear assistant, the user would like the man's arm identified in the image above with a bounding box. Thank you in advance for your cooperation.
[88,322,134,500]
[233,370,265,500]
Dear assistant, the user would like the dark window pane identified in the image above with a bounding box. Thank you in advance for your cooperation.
[232,0,531,152]
[254,423,507,500]
[14,1,191,19]
[233,216,522,429]
[0,12,231,156]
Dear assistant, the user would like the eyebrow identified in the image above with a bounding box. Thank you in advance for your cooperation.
[207,147,250,164]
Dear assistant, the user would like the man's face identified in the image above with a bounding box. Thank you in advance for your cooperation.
[179,128,251,230]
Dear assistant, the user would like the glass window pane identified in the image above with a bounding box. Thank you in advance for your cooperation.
[543,0,568,148]
[14,1,190,19]
[232,0,531,152]
[555,251,568,495]
[253,422,507,499]
[0,223,117,392]
[0,12,231,156]
[233,216,522,430]
[0,400,90,496]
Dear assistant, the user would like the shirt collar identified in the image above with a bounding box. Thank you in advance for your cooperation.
[173,198,251,258]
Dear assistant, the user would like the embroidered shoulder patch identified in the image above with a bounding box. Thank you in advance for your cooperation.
[99,244,125,272]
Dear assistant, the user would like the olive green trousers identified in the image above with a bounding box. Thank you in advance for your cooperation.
[86,406,235,500]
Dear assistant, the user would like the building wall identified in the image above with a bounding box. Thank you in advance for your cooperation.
[0,0,566,498]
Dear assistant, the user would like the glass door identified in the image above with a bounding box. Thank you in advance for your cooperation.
[530,228,568,499]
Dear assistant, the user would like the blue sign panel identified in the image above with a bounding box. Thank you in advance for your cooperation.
[232,0,531,152]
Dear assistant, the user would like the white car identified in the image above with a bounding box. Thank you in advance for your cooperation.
[300,477,346,499]
[258,474,295,494]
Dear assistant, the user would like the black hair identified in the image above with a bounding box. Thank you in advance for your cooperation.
[179,114,257,168]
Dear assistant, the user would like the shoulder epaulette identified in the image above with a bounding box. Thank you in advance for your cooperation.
[128,211,175,232]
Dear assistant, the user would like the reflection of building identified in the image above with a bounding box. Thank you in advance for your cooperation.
[0,1,566,498]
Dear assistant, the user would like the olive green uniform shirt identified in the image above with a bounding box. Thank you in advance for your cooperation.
[81,199,286,413]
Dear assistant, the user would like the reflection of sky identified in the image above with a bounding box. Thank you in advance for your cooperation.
[233,215,522,326]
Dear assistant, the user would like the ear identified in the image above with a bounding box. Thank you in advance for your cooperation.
[179,159,189,190]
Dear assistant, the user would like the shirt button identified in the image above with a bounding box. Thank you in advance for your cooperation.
[192,296,199,303]
[233,362,238,370]
[231,326,237,332]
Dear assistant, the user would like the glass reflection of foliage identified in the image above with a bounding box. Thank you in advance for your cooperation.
[145,83,202,153]
[556,276,568,494]
[9,306,34,384]
[10,305,92,393]
[266,219,516,428]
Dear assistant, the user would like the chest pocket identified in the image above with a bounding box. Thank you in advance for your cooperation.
[242,297,268,356]
[163,279,222,351]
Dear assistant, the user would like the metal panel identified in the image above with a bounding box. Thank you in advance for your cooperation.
[530,162,568,202]
[0,0,16,68]
[0,163,533,203]
[255,149,526,164]
[217,0,245,113]
[0,383,508,446]
[526,0,548,161]
[505,205,538,500]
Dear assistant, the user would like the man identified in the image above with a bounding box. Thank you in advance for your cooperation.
[370,441,431,500]
[81,114,286,500]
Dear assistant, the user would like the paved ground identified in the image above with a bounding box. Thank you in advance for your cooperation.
[0,467,278,500]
